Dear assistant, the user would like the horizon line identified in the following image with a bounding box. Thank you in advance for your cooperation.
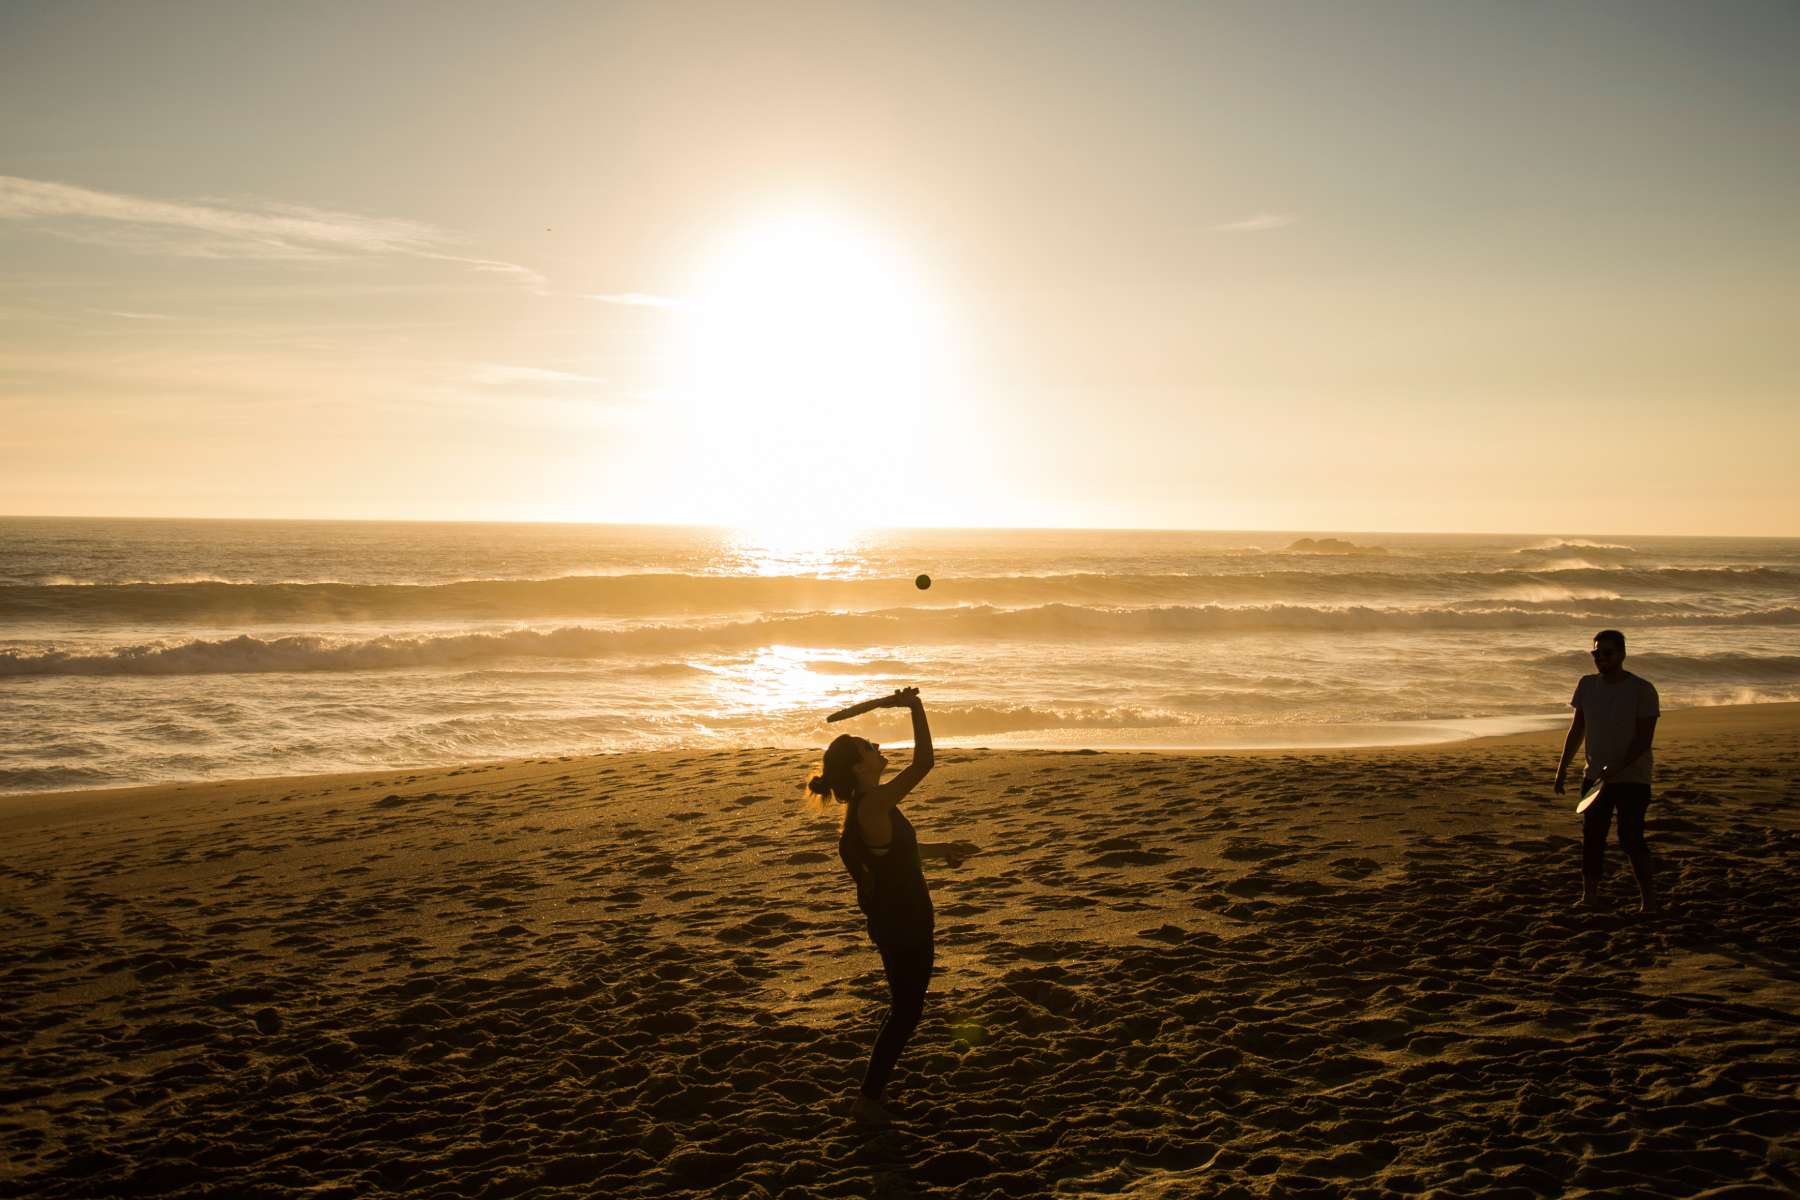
[0,511,1792,541]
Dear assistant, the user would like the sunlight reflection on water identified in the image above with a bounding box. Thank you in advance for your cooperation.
[702,645,848,720]
[719,524,876,578]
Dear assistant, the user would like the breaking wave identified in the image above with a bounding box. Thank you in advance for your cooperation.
[892,702,1200,737]
[5,564,1797,625]
[1515,538,1635,554]
[8,603,1800,677]
[1525,651,1800,685]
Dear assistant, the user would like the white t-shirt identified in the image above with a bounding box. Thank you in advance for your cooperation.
[1570,671,1660,785]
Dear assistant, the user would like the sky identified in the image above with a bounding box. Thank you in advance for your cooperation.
[2,0,1797,535]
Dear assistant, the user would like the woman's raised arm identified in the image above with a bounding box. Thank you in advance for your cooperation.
[866,688,932,809]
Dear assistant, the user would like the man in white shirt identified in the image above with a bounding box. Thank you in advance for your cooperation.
[1554,629,1660,912]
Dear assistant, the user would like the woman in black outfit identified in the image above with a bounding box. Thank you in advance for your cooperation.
[807,687,978,1123]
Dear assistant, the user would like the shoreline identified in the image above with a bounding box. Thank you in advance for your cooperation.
[8,699,1797,812]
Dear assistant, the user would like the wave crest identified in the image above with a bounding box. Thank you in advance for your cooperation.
[5,563,1796,625]
[8,603,1800,677]
[1515,538,1635,554]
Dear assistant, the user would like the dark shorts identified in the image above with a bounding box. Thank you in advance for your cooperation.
[1582,779,1651,875]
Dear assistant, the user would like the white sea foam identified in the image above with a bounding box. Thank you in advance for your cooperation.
[1493,584,1623,604]
[1516,538,1635,554]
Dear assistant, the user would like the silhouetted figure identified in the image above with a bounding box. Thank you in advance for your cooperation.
[1555,629,1660,912]
[807,688,978,1124]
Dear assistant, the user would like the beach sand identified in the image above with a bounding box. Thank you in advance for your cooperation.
[4,705,1798,1198]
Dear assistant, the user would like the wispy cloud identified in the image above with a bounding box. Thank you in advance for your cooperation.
[0,175,542,284]
[585,291,691,311]
[86,308,177,321]
[1215,212,1296,233]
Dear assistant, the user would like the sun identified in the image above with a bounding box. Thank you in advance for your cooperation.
[669,207,947,533]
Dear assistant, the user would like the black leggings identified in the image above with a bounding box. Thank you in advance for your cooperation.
[862,939,934,1100]
[1582,781,1651,877]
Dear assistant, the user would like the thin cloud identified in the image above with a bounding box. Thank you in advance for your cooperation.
[421,253,544,284]
[0,175,542,284]
[1215,212,1296,233]
[87,308,176,321]
[586,291,691,311]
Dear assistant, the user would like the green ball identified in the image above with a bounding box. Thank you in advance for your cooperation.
[915,574,931,590]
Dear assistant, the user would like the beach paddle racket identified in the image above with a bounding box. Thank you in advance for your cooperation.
[826,696,893,723]
[1574,778,1605,814]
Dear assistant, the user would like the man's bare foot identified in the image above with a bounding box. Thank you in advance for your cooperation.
[850,1095,893,1126]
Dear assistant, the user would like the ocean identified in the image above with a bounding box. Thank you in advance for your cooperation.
[3,517,1797,795]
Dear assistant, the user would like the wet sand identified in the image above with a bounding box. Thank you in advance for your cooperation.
[4,704,1798,1198]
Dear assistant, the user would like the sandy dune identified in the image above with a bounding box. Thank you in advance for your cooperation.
[4,706,1798,1198]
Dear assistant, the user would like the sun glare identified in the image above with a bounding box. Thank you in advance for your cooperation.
[722,523,869,578]
[670,208,947,535]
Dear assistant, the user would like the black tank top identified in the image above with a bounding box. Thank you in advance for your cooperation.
[838,794,934,948]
